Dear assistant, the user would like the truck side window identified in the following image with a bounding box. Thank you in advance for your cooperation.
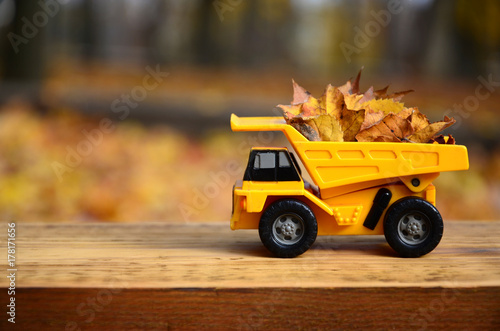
[244,150,300,182]
[254,152,275,169]
[279,151,291,167]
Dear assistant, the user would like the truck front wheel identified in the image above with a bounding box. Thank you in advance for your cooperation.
[384,197,443,258]
[259,200,317,258]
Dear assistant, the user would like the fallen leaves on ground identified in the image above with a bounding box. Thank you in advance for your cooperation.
[277,70,456,143]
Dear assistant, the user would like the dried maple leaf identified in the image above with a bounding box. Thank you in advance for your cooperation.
[361,98,405,115]
[277,79,313,119]
[358,86,374,104]
[299,95,323,119]
[351,68,363,94]
[338,80,352,96]
[387,90,414,102]
[432,134,455,145]
[307,115,344,142]
[407,116,456,143]
[359,106,385,131]
[321,85,344,117]
[370,85,413,101]
[289,118,320,141]
[340,108,365,141]
[396,107,413,120]
[373,85,389,99]
[291,79,310,104]
[344,94,364,111]
[407,108,430,132]
[279,104,302,120]
[356,113,413,142]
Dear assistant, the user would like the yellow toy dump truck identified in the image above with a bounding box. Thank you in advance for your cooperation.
[230,114,469,258]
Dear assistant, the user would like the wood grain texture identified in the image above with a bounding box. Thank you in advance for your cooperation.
[1,221,499,330]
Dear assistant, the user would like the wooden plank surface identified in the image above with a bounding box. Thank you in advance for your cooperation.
[1,221,500,330]
[3,221,500,289]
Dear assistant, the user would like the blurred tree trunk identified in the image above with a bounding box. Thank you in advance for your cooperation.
[3,0,45,82]
[81,0,97,61]
[193,0,218,66]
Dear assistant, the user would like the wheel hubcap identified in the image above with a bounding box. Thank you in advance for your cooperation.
[272,213,304,245]
[397,212,430,245]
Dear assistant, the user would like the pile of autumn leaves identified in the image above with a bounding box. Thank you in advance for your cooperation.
[278,72,455,144]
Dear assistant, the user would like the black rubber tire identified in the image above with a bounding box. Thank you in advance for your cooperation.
[259,199,317,258]
[384,197,443,258]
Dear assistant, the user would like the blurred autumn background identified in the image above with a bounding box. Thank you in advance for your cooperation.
[0,0,499,223]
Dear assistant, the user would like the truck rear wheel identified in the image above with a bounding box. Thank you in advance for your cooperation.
[259,200,317,258]
[384,197,443,258]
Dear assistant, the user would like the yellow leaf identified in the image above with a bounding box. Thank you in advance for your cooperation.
[307,115,343,142]
[344,94,364,110]
[320,85,344,117]
[361,99,405,115]
[300,95,323,119]
[341,109,365,141]
[277,104,302,120]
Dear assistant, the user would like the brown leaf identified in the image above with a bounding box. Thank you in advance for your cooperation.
[407,116,456,143]
[338,80,352,95]
[431,135,446,144]
[359,106,385,131]
[429,134,456,145]
[408,108,429,132]
[373,85,389,99]
[351,67,363,94]
[341,108,365,141]
[359,86,374,104]
[396,107,413,120]
[356,113,413,142]
[291,79,310,105]
[290,119,320,141]
[387,89,414,102]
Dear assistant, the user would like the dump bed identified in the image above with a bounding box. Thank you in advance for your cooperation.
[231,114,469,192]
